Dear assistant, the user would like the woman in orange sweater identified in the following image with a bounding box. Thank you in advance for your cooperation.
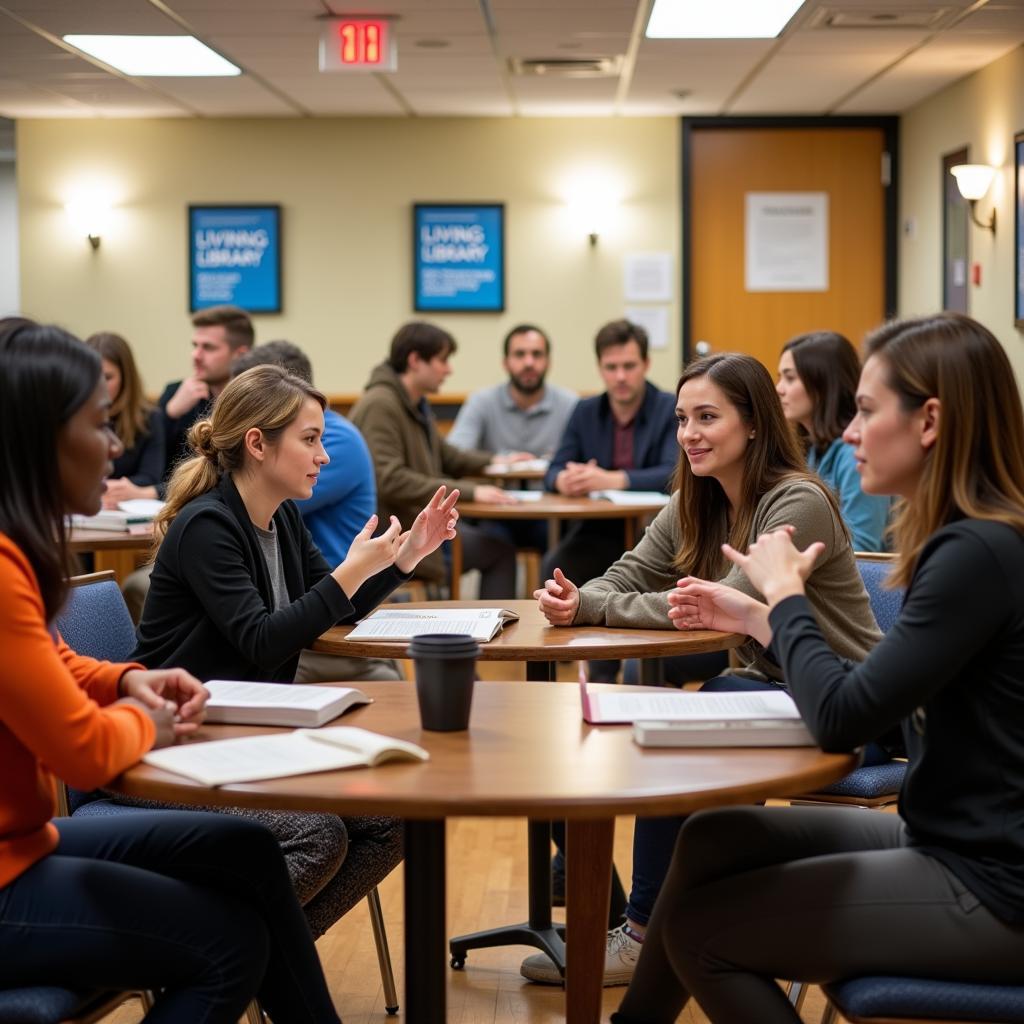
[0,320,340,1023]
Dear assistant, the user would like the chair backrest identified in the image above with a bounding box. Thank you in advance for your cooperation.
[856,558,904,635]
[53,571,137,663]
[53,572,138,814]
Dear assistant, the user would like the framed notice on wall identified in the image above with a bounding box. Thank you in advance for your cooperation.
[189,205,282,313]
[413,203,505,312]
[1015,132,1024,329]
[744,192,829,292]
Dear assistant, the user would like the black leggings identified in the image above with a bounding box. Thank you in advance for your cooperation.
[0,812,339,1024]
[615,806,1024,1024]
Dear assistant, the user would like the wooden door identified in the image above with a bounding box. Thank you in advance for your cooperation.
[686,123,894,370]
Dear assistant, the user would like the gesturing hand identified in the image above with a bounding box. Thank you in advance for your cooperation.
[668,577,765,638]
[334,514,403,597]
[119,667,208,742]
[722,526,824,606]
[164,375,210,420]
[396,486,460,574]
[533,567,580,626]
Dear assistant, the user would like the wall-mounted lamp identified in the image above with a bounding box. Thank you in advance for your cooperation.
[65,192,114,250]
[563,171,622,247]
[950,163,997,233]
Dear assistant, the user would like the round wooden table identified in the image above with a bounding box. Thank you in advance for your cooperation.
[68,526,154,584]
[111,681,856,1024]
[451,494,666,598]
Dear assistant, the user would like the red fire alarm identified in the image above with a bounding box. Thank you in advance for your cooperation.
[319,18,397,72]
[971,261,982,287]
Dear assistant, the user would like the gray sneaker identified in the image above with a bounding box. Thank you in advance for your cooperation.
[519,924,642,986]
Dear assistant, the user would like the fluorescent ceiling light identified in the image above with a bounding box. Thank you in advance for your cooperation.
[646,0,805,38]
[62,35,240,76]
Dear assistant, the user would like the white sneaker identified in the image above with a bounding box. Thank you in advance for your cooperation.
[519,924,642,987]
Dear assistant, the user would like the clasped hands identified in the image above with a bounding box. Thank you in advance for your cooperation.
[118,668,208,749]
[535,527,824,639]
[555,460,626,497]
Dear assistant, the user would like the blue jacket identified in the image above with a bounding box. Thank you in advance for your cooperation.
[808,437,890,553]
[296,408,376,567]
[544,381,678,493]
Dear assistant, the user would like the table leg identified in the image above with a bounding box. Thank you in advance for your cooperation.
[405,819,447,1024]
[449,533,463,600]
[566,818,615,1024]
[623,515,637,550]
[92,549,137,586]
[448,659,566,971]
[638,657,665,685]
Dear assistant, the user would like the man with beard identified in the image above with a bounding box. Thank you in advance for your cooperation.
[448,324,577,459]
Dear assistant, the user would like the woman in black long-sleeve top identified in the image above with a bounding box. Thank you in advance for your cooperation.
[127,363,461,940]
[616,313,1024,1024]
[86,332,165,506]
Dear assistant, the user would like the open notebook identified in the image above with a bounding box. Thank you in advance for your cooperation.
[203,679,371,728]
[142,727,429,787]
[346,607,519,643]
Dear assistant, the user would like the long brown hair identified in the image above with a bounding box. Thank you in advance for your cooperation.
[85,331,153,451]
[864,313,1024,587]
[781,330,860,456]
[674,352,840,579]
[155,364,326,546]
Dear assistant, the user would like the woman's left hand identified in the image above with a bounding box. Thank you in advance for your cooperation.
[395,486,460,573]
[119,668,208,735]
[722,527,823,606]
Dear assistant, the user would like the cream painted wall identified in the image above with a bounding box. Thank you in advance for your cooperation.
[899,44,1024,383]
[16,117,680,398]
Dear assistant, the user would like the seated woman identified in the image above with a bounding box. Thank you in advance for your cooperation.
[128,362,460,937]
[614,313,1024,1024]
[85,331,165,507]
[522,352,881,986]
[0,319,339,1022]
[777,330,890,552]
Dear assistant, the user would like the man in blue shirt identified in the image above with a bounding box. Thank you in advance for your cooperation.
[230,340,399,682]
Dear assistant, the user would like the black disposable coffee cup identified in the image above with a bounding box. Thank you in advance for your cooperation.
[407,633,480,731]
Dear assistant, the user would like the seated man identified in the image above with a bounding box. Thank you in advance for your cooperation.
[543,319,677,681]
[449,323,577,553]
[229,340,400,682]
[351,321,518,600]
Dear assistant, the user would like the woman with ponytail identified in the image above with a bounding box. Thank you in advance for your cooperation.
[127,362,460,939]
[0,319,340,1022]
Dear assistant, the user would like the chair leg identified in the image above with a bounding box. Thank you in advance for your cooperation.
[367,885,399,1015]
[821,1001,839,1024]
[139,991,156,1012]
[243,999,264,1023]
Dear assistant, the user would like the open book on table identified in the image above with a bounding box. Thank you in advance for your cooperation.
[142,727,429,787]
[580,676,814,747]
[203,679,371,728]
[346,607,519,643]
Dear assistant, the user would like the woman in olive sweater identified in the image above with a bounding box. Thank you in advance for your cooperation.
[523,353,880,986]
[615,313,1024,1024]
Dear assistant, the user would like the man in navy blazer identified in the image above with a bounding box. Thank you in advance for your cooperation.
[541,319,677,681]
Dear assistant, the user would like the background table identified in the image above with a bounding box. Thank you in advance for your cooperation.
[451,494,666,599]
[111,681,856,1024]
[68,527,154,584]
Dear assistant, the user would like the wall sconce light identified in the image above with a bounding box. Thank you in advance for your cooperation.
[65,193,114,249]
[563,171,621,246]
[950,164,996,233]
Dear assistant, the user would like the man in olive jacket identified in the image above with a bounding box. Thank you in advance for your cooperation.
[351,321,518,597]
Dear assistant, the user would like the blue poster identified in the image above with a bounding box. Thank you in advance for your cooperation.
[189,205,282,313]
[414,204,505,312]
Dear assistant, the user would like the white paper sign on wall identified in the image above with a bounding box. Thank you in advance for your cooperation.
[745,192,828,292]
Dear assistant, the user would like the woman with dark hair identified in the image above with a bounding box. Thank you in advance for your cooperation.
[777,330,890,551]
[614,314,1024,1024]
[521,353,881,987]
[0,319,340,1022]
[85,331,165,506]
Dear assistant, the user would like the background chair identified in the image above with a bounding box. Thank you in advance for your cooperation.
[2,571,398,1020]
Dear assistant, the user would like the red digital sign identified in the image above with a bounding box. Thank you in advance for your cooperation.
[320,18,397,72]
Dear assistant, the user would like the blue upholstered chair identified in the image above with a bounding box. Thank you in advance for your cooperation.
[821,975,1024,1023]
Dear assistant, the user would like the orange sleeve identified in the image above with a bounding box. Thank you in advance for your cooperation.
[0,542,156,791]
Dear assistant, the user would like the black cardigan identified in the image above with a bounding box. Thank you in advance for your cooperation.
[132,474,407,682]
[111,407,165,486]
[769,519,1024,923]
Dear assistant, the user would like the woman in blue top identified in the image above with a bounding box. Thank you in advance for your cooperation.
[777,330,890,551]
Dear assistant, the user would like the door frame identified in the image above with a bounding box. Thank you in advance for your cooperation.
[681,115,900,362]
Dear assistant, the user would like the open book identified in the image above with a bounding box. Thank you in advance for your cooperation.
[589,490,671,508]
[142,726,429,787]
[346,607,519,643]
[203,679,371,728]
